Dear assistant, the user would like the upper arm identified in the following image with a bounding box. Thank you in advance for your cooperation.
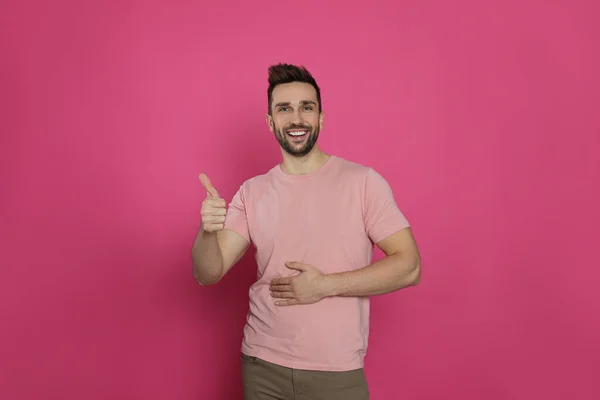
[363,168,410,244]
[362,168,420,273]
[376,227,421,284]
[217,229,250,276]
[376,227,419,260]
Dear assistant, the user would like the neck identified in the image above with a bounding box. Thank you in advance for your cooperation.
[280,146,330,175]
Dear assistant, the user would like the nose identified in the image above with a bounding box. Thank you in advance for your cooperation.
[290,108,303,124]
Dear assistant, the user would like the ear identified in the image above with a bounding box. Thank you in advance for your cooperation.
[266,114,274,133]
[319,111,325,130]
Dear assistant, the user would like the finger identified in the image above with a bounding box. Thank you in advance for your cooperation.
[203,198,227,208]
[270,284,292,292]
[201,207,227,217]
[202,215,226,224]
[199,173,220,198]
[270,291,294,298]
[270,277,292,286]
[203,223,224,232]
[275,299,299,306]
[285,261,306,271]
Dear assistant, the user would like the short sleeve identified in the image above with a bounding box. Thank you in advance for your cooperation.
[224,184,251,244]
[363,168,410,243]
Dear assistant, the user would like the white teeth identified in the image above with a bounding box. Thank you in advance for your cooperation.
[288,131,308,136]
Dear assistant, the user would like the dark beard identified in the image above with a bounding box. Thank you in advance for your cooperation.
[275,123,320,157]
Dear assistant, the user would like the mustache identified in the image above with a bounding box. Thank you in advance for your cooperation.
[284,123,312,131]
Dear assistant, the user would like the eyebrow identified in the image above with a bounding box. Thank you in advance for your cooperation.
[274,100,317,108]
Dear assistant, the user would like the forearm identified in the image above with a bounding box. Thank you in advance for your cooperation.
[191,225,224,285]
[323,252,420,297]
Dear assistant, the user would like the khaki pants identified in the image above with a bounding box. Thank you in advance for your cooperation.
[241,353,370,400]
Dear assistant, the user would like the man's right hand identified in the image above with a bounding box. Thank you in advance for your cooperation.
[199,173,227,233]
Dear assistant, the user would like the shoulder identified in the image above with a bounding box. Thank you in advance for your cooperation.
[333,157,397,205]
[232,165,278,198]
[334,156,369,175]
[333,156,386,184]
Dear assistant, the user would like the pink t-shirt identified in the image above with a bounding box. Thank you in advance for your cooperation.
[224,155,410,371]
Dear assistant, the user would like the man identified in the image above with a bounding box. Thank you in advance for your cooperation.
[192,63,421,400]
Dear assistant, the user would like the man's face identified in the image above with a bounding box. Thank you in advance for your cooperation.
[267,82,323,157]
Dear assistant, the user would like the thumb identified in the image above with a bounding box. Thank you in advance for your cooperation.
[198,173,220,198]
[285,262,307,271]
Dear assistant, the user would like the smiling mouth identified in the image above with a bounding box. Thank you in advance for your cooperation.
[286,130,308,137]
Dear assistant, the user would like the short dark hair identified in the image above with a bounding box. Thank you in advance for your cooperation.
[267,63,322,115]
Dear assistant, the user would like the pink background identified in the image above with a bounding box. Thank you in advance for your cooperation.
[1,0,599,399]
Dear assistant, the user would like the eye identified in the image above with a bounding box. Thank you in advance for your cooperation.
[278,107,288,113]
[303,106,313,111]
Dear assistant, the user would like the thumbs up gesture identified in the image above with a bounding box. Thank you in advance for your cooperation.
[199,173,227,233]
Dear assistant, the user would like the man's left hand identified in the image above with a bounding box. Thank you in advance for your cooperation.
[269,262,329,306]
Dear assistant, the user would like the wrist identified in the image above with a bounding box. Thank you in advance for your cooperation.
[320,273,341,298]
